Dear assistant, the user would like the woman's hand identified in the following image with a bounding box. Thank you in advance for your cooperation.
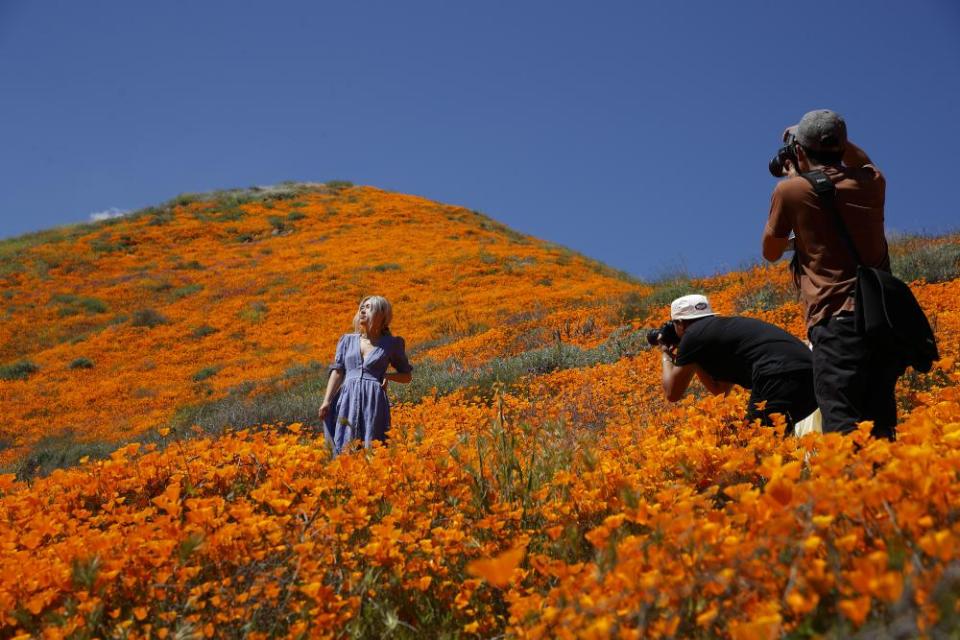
[381,371,411,386]
[320,370,343,421]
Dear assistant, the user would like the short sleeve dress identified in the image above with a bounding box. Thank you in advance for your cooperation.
[323,333,413,456]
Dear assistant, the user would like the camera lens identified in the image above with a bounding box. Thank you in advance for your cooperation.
[770,138,797,177]
[769,155,785,177]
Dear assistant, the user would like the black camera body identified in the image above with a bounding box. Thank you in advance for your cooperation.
[769,131,798,177]
[647,321,680,348]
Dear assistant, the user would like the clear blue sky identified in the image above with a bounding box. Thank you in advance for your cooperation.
[1,1,958,278]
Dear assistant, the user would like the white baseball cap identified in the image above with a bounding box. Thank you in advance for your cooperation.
[670,294,716,321]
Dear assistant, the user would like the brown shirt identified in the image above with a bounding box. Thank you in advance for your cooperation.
[765,164,889,329]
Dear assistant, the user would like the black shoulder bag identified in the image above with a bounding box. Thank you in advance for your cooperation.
[801,170,939,373]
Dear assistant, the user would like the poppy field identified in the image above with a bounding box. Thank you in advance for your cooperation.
[1,183,959,638]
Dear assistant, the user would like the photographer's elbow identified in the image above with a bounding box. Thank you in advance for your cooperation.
[665,388,684,403]
[762,236,788,262]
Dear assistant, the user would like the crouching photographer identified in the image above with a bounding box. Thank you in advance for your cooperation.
[655,294,818,435]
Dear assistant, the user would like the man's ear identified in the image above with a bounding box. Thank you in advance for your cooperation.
[795,144,808,168]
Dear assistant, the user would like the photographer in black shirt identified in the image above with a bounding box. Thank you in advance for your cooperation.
[655,294,818,434]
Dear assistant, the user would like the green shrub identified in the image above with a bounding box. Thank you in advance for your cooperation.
[303,262,327,273]
[173,260,205,270]
[171,193,202,207]
[171,283,203,300]
[326,180,354,191]
[0,227,89,263]
[191,325,218,339]
[91,234,134,254]
[193,366,220,382]
[733,283,796,313]
[239,301,268,323]
[616,291,647,323]
[643,278,695,310]
[51,294,107,315]
[371,263,401,272]
[7,431,115,481]
[267,216,288,233]
[286,211,307,221]
[144,279,174,293]
[69,358,95,370]
[170,377,327,436]
[213,207,246,222]
[891,242,960,284]
[168,326,650,437]
[616,278,694,323]
[148,209,175,226]
[131,308,170,328]
[283,361,324,379]
[160,184,323,217]
[0,360,40,381]
[392,327,649,405]
[78,297,108,314]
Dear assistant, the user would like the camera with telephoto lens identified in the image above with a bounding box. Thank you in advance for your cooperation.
[647,321,680,348]
[769,131,798,177]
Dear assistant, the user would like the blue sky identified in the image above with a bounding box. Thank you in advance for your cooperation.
[1,1,958,278]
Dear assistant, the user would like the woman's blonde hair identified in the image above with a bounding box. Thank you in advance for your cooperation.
[353,295,393,336]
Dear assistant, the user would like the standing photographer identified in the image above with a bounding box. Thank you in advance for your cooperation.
[761,109,903,439]
[658,294,817,434]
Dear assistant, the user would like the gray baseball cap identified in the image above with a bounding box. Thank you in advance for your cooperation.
[796,109,847,152]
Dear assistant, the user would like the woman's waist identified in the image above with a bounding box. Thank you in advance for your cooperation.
[344,371,383,383]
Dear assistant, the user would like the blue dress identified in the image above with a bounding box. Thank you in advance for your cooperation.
[323,333,413,455]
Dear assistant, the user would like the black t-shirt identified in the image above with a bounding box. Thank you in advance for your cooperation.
[674,316,812,389]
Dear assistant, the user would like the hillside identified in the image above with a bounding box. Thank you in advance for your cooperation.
[0,183,643,463]
[1,184,960,638]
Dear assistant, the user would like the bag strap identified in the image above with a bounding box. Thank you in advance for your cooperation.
[800,170,863,266]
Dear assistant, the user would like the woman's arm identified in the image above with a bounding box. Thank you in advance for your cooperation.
[383,337,413,386]
[319,369,344,420]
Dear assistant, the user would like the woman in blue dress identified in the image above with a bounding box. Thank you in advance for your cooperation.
[319,296,413,455]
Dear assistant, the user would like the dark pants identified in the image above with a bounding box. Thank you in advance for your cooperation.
[745,369,818,436]
[808,313,905,440]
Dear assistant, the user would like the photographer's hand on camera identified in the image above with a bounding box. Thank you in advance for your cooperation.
[660,343,678,365]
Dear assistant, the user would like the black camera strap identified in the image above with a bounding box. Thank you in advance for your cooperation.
[800,170,863,266]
